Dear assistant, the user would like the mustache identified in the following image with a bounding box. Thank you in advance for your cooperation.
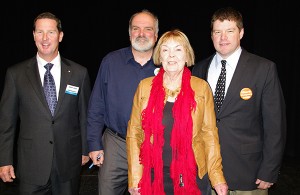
[135,36,148,42]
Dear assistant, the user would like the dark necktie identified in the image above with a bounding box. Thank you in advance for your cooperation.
[44,63,57,116]
[214,60,226,112]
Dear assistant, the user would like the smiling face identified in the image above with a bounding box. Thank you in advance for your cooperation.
[129,12,158,52]
[160,39,187,74]
[33,18,63,61]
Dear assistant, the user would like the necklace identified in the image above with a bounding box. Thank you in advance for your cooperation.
[163,73,182,98]
[165,87,181,97]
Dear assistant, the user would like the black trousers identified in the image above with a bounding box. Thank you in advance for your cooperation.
[19,152,80,195]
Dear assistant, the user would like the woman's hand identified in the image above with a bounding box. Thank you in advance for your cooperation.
[128,187,140,195]
[214,183,228,195]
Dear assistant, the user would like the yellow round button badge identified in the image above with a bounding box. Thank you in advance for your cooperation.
[240,88,252,100]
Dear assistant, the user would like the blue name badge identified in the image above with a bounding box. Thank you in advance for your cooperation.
[65,85,79,96]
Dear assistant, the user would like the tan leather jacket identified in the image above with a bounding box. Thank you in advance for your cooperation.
[127,76,226,189]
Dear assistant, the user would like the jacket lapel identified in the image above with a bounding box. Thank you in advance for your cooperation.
[218,50,249,115]
[55,58,72,115]
[26,58,50,113]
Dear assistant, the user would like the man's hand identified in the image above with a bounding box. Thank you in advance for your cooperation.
[256,179,274,190]
[0,165,15,182]
[89,150,104,167]
[82,155,90,166]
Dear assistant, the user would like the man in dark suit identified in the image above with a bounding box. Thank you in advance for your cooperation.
[0,12,91,195]
[192,7,286,195]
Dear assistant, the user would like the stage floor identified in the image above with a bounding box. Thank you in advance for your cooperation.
[1,156,299,195]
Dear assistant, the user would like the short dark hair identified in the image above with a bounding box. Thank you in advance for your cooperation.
[33,12,62,32]
[211,7,243,31]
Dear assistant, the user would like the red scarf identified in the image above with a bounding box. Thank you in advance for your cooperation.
[139,67,201,195]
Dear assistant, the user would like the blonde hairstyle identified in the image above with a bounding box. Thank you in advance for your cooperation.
[153,29,195,67]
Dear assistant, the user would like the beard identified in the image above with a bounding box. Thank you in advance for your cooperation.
[131,36,154,52]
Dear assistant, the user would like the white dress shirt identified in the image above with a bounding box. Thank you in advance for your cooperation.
[207,47,242,96]
[37,53,61,99]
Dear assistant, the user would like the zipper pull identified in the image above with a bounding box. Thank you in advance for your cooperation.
[179,174,184,187]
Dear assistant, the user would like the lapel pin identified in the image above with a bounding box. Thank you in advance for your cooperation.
[240,88,252,100]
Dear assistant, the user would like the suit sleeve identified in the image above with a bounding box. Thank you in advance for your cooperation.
[0,68,19,166]
[258,62,286,182]
[79,68,91,156]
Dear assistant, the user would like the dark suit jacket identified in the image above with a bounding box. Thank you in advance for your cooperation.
[0,56,91,185]
[192,49,286,190]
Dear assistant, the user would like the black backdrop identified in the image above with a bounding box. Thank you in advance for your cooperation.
[1,1,299,158]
